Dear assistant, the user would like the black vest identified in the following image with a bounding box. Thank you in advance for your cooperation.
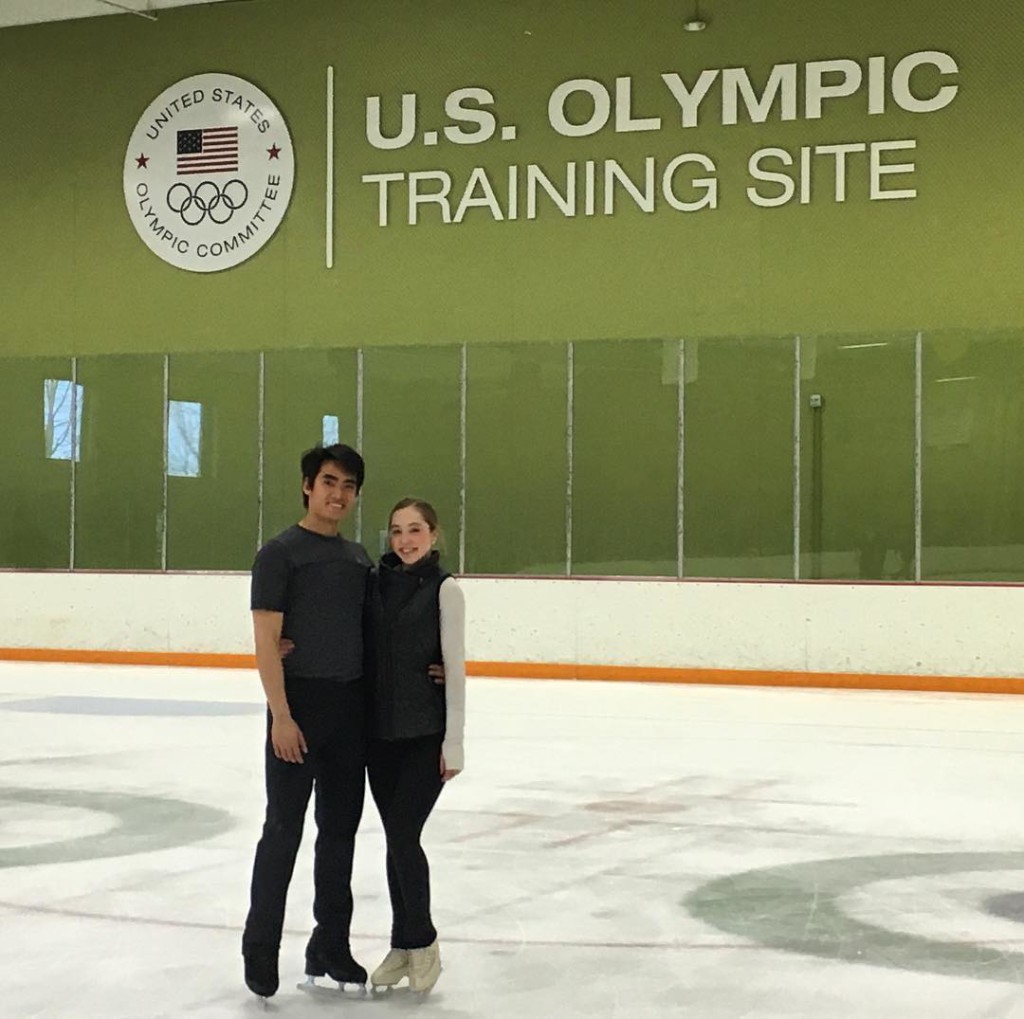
[368,550,449,740]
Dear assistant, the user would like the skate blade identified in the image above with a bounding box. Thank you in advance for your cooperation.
[370,982,406,996]
[297,976,367,997]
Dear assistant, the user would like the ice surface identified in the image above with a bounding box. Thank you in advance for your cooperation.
[4,661,1024,1018]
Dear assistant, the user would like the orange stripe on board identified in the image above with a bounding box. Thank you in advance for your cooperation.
[467,661,1024,695]
[0,647,255,669]
[0,648,1022,695]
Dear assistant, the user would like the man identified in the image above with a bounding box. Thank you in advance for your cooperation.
[242,443,372,999]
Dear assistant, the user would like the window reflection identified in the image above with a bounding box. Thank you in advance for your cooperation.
[683,337,793,579]
[167,400,202,477]
[322,414,340,445]
[43,379,83,462]
[922,331,1024,581]
[799,334,916,580]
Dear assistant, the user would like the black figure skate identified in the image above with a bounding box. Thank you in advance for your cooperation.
[298,927,367,996]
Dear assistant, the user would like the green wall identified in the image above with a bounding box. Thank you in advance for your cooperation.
[1,2,1022,579]
[1,0,1020,356]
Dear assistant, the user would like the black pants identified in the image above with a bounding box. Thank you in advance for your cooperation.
[367,733,445,950]
[242,677,366,953]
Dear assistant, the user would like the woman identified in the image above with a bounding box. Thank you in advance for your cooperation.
[366,498,466,994]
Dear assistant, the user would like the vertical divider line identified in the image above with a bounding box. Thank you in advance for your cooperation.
[676,339,685,579]
[914,330,923,582]
[565,342,574,576]
[161,354,169,571]
[326,65,334,269]
[793,336,802,580]
[257,351,266,550]
[69,356,78,570]
[356,347,364,546]
[458,343,467,574]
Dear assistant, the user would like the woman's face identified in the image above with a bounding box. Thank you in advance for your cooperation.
[389,506,435,565]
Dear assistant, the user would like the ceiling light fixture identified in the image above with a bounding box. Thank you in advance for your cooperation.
[683,1,708,32]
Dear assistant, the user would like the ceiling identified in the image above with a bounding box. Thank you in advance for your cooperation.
[0,0,238,28]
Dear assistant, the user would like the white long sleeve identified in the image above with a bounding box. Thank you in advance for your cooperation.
[438,577,466,771]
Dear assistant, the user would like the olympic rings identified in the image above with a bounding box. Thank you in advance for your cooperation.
[166,178,249,226]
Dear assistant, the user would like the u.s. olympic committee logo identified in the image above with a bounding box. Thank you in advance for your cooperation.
[123,73,295,272]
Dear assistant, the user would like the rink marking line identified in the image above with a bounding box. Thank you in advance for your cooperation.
[0,899,756,951]
[2,647,1023,696]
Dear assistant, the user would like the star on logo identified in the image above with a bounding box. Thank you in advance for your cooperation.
[267,144,281,160]
[136,153,150,169]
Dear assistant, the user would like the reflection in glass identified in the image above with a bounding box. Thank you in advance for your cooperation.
[166,352,259,570]
[684,337,794,578]
[74,354,164,570]
[465,344,567,574]
[572,339,677,576]
[1,358,72,568]
[8,331,1024,583]
[799,334,916,580]
[262,349,358,544]
[922,330,1024,581]
[362,346,462,565]
[43,379,83,462]
[167,400,202,478]
[322,414,340,446]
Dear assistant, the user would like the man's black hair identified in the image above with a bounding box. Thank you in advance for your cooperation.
[300,444,365,507]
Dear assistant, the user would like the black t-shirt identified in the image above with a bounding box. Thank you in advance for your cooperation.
[250,524,372,682]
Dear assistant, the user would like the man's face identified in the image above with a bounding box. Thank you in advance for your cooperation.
[303,462,359,524]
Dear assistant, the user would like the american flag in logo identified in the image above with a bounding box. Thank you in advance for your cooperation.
[176,127,239,175]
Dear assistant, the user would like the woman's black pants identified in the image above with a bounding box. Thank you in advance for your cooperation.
[367,733,445,950]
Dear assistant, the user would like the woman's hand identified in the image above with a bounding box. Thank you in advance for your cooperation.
[278,638,295,658]
[440,752,460,782]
